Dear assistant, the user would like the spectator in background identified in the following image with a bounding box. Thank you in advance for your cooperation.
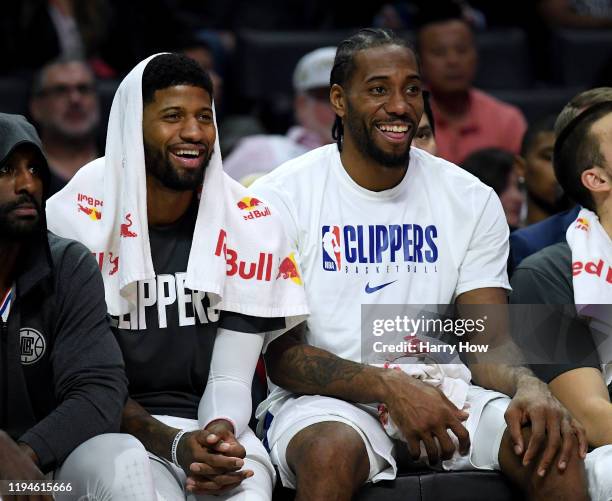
[461,148,525,230]
[0,0,114,77]
[223,47,336,186]
[411,91,438,155]
[416,2,527,165]
[29,57,100,196]
[520,115,572,226]
[538,0,612,28]
[508,87,612,275]
[181,40,225,112]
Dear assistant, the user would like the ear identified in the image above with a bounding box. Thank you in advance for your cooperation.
[330,83,346,119]
[581,166,611,195]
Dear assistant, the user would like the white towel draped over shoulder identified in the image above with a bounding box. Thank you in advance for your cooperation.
[45,53,309,323]
[566,208,612,385]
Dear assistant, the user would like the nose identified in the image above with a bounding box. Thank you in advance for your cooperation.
[385,89,410,117]
[14,165,37,196]
[179,116,205,142]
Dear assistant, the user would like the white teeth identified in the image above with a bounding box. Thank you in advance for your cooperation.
[175,149,199,157]
[378,124,408,133]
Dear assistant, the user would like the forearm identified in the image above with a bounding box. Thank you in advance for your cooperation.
[198,330,261,436]
[19,375,126,472]
[267,343,390,404]
[469,363,539,397]
[121,398,179,461]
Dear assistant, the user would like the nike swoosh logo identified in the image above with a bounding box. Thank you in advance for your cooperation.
[365,280,397,294]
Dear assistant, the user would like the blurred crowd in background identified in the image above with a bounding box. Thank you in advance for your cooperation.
[1,0,612,231]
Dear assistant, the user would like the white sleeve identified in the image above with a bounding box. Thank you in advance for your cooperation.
[455,191,511,298]
[198,329,263,436]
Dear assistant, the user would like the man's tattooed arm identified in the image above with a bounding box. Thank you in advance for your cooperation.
[265,323,392,404]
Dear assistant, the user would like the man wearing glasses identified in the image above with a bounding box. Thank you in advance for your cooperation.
[29,56,100,196]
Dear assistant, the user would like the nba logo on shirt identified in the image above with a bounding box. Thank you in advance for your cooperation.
[322,226,342,271]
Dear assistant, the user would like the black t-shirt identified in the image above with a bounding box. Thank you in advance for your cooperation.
[111,202,284,418]
[510,242,610,395]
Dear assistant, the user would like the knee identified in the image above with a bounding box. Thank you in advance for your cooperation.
[527,432,588,501]
[287,422,369,482]
[72,434,150,475]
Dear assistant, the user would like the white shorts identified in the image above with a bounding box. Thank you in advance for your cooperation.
[263,386,509,489]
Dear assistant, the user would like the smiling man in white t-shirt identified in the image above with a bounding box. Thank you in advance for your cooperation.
[252,28,589,501]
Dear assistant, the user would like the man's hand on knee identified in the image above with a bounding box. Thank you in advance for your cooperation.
[383,371,471,464]
[505,378,588,477]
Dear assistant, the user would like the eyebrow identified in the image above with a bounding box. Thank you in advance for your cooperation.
[365,74,421,84]
[158,105,213,113]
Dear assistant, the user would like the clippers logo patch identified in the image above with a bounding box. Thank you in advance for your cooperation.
[20,328,46,365]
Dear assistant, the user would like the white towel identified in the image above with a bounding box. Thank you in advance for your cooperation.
[371,335,472,440]
[566,208,612,385]
[45,54,309,322]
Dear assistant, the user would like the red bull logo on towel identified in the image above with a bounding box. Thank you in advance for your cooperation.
[236,197,271,221]
[575,217,590,232]
[215,229,273,281]
[76,193,103,221]
[277,253,302,285]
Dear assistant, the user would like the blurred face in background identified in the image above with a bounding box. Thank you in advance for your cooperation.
[295,87,336,144]
[30,61,100,141]
[182,46,224,108]
[412,112,437,155]
[523,130,562,207]
[500,164,525,228]
[418,20,477,95]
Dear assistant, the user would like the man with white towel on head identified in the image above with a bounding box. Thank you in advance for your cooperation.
[46,53,308,500]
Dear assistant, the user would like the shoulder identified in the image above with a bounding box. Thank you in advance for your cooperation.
[519,241,571,274]
[412,147,496,201]
[47,232,100,281]
[510,210,573,256]
[254,144,336,190]
[511,242,573,303]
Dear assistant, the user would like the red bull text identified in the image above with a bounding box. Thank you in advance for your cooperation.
[215,229,273,281]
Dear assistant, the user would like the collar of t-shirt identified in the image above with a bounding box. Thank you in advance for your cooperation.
[332,148,417,202]
[1,286,14,323]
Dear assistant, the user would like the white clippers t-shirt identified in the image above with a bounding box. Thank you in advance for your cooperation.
[252,145,510,410]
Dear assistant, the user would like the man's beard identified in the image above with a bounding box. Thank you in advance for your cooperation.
[345,101,412,169]
[0,194,43,242]
[144,142,212,191]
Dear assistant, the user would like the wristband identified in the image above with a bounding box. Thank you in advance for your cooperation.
[171,430,187,468]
